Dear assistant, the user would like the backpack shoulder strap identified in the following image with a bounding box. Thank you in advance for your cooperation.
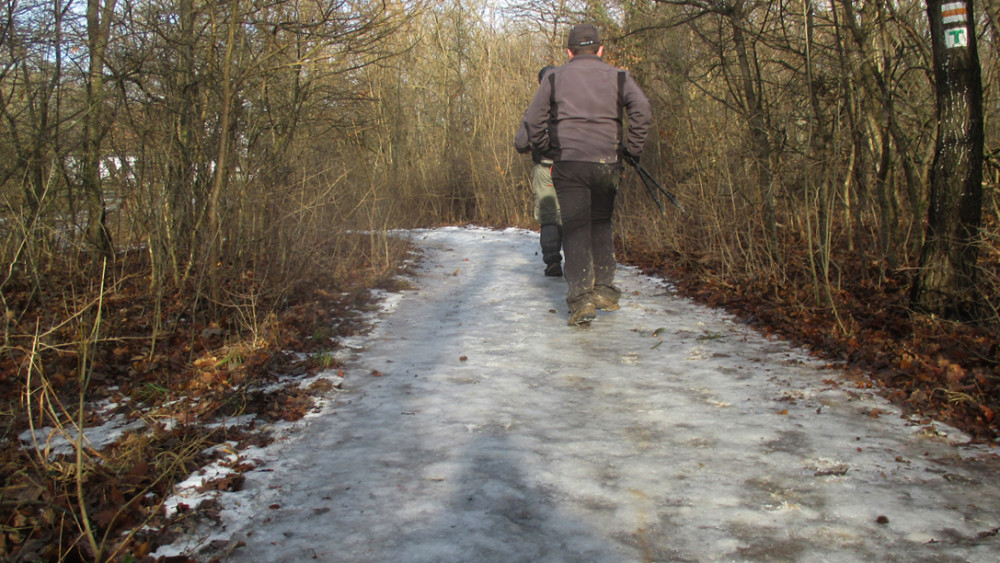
[617,70,626,121]
[548,72,557,106]
[617,70,627,146]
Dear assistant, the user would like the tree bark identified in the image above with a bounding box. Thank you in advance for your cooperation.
[728,1,778,260]
[207,0,241,302]
[83,0,116,259]
[911,0,985,319]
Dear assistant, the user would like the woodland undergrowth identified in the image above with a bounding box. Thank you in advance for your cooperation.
[0,234,414,561]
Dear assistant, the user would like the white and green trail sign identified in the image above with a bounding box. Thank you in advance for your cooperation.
[942,2,969,49]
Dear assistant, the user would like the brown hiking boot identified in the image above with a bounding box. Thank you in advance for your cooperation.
[592,293,620,311]
[568,302,596,326]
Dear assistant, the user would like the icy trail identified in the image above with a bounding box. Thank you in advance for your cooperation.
[160,227,1000,562]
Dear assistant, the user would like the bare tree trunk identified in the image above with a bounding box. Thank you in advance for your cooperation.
[912,0,985,319]
[82,0,116,259]
[207,0,240,302]
[803,0,836,307]
[166,0,199,287]
[829,0,865,254]
[729,1,779,260]
[872,119,898,268]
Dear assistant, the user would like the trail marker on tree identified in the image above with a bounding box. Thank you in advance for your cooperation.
[942,2,969,48]
[945,28,968,48]
[941,2,967,23]
[912,0,985,319]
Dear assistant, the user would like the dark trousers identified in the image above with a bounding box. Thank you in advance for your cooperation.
[552,161,620,307]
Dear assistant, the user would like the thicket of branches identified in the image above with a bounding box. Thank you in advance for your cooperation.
[602,0,1000,321]
[5,0,995,327]
[1,0,999,558]
[2,0,426,309]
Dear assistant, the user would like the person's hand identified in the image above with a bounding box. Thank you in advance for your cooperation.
[619,143,639,165]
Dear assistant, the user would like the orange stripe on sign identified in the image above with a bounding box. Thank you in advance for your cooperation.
[943,8,966,17]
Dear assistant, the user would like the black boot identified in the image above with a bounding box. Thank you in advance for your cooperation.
[540,224,562,276]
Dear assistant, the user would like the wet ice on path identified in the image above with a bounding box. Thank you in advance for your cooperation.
[159,227,1000,562]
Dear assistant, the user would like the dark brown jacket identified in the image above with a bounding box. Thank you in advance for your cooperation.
[524,54,651,164]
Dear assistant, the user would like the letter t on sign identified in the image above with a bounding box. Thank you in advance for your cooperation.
[946,27,968,49]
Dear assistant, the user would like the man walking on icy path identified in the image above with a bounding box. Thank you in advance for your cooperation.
[515,65,563,278]
[524,24,652,326]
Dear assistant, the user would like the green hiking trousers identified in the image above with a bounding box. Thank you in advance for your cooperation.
[532,161,561,226]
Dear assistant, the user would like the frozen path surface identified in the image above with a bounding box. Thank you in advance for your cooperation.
[171,227,999,562]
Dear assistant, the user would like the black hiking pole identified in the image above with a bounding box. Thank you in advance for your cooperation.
[621,149,685,215]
